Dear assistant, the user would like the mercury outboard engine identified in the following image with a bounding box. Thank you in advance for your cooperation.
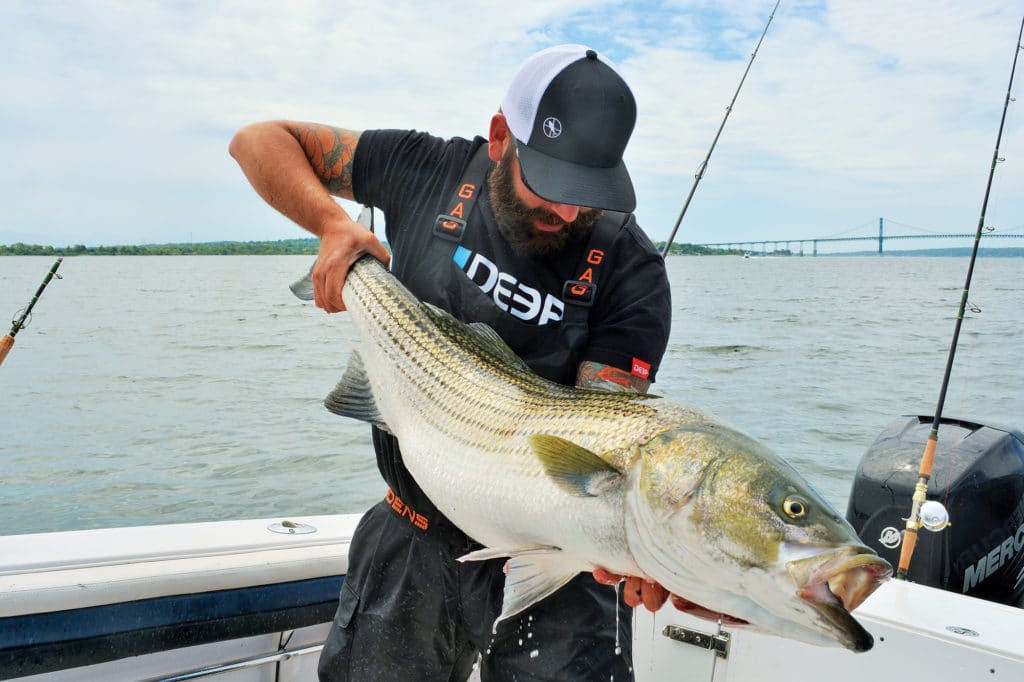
[846,416,1024,607]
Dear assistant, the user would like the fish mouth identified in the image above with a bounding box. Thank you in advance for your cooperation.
[787,546,892,652]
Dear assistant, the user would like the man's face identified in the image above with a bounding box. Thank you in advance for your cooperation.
[488,144,602,257]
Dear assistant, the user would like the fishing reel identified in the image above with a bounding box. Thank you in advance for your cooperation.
[919,500,950,532]
[9,308,32,334]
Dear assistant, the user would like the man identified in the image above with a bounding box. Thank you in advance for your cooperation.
[231,44,672,681]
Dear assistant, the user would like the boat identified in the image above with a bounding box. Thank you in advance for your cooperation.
[3,415,1022,681]
[0,515,354,681]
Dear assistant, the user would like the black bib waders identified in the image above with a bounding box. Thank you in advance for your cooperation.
[318,145,634,682]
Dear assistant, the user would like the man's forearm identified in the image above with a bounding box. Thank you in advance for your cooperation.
[576,360,652,394]
[228,121,356,237]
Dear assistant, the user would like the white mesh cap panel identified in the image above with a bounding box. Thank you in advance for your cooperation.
[500,44,624,144]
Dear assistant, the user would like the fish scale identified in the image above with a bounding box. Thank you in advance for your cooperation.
[307,255,892,652]
[350,266,659,456]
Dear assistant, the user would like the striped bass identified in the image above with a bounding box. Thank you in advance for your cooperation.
[294,255,891,652]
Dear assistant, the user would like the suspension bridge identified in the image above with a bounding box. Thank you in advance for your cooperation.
[693,218,1024,255]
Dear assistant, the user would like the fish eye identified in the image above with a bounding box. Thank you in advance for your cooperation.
[783,496,808,519]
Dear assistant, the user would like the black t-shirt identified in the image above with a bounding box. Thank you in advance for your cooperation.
[352,129,671,380]
[351,129,671,520]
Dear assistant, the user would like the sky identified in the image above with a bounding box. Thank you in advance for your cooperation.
[2,0,1023,251]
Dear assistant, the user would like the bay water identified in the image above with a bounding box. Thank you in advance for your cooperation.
[1,255,1021,535]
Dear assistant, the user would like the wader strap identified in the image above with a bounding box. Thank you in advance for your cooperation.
[433,144,491,243]
[433,141,628,324]
[562,211,628,313]
[383,488,477,549]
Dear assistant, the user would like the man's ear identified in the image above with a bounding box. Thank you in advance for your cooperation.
[488,113,511,162]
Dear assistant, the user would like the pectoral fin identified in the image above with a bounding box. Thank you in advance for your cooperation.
[529,434,624,497]
[459,545,578,627]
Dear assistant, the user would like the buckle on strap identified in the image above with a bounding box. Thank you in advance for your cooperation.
[563,280,596,307]
[433,215,466,242]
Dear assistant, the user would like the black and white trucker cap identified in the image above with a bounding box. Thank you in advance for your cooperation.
[501,44,637,213]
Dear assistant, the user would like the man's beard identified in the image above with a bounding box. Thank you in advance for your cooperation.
[488,146,603,257]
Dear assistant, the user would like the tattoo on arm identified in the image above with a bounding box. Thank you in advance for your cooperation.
[576,361,652,394]
[293,124,361,197]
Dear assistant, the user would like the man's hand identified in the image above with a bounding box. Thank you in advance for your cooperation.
[229,121,389,313]
[593,568,749,624]
[312,217,391,313]
[592,568,669,612]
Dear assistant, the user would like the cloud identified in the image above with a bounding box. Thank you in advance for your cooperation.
[1,0,1021,248]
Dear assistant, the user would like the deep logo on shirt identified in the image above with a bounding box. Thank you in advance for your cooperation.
[453,247,564,325]
[631,357,651,379]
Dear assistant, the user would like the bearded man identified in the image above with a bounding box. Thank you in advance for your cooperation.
[230,44,672,682]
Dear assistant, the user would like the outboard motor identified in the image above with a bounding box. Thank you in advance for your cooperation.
[846,416,1024,607]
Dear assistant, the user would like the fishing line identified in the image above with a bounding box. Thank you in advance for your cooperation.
[660,0,781,257]
[895,15,1024,580]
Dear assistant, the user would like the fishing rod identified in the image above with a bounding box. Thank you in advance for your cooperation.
[0,258,64,367]
[895,15,1024,581]
[660,0,781,257]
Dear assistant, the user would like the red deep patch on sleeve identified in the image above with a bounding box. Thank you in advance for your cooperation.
[631,357,651,379]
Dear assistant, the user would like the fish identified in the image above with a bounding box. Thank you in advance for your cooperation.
[293,254,891,652]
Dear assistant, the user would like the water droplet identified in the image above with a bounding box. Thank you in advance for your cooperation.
[529,649,539,658]
[614,582,622,653]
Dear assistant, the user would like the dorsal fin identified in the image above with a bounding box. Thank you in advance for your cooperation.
[421,301,531,372]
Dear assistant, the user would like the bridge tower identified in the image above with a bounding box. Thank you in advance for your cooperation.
[879,217,883,255]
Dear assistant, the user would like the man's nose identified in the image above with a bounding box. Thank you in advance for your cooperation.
[546,203,580,223]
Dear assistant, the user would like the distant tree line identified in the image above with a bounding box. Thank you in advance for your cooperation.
[659,242,745,256]
[9,240,1015,258]
[0,239,324,256]
[4,239,731,257]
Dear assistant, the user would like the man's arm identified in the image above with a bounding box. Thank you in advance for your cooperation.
[229,121,389,312]
[292,124,362,199]
[575,360,651,394]
[576,360,669,611]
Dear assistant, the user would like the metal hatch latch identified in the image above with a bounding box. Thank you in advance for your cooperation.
[662,625,731,659]
[268,520,318,535]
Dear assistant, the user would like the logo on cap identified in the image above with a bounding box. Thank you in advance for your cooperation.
[542,117,562,139]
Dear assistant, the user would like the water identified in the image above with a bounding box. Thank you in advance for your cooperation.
[1,255,1021,535]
